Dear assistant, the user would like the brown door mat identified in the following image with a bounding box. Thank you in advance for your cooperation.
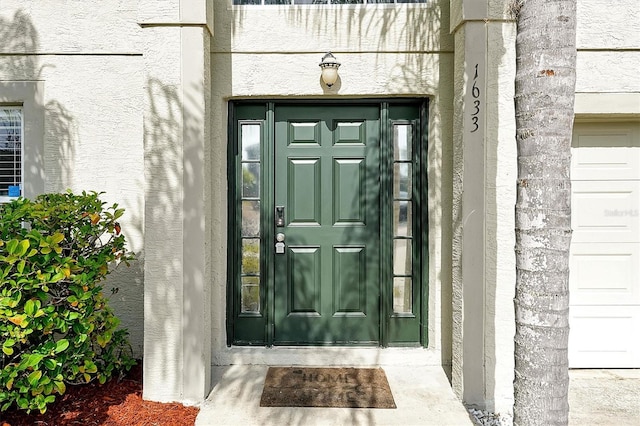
[259,367,396,409]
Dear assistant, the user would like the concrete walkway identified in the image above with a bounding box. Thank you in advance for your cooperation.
[569,369,640,426]
[196,365,473,426]
[196,365,640,425]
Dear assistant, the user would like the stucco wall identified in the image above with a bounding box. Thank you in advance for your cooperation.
[449,0,517,414]
[3,1,214,404]
[451,0,639,415]
[139,0,213,404]
[210,0,455,363]
[575,0,640,116]
[0,5,145,357]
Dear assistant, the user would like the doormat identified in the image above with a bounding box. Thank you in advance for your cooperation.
[259,367,396,409]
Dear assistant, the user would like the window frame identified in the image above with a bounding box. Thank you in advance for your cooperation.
[0,82,45,201]
[0,106,24,203]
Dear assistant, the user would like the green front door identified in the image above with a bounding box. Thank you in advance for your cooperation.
[229,100,428,347]
[273,105,381,344]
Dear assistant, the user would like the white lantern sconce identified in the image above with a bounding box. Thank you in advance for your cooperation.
[319,52,341,87]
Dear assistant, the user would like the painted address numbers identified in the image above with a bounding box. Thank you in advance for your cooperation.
[470,63,480,133]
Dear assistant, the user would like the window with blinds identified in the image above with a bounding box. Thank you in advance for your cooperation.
[0,107,22,201]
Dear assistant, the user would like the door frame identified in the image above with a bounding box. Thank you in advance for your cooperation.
[226,99,429,347]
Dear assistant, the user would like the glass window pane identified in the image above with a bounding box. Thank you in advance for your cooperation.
[241,238,260,274]
[0,108,22,197]
[393,239,412,276]
[241,123,261,161]
[393,201,412,237]
[241,276,260,313]
[393,124,412,161]
[393,277,413,314]
[394,163,412,199]
[241,201,260,237]
[242,163,260,198]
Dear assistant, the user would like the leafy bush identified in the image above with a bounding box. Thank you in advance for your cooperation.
[0,191,136,413]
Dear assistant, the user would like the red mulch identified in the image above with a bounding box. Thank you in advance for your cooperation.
[0,362,199,426]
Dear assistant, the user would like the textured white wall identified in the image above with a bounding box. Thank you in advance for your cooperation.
[141,23,185,402]
[140,0,213,403]
[484,21,516,415]
[576,1,640,94]
[1,0,213,404]
[450,0,516,415]
[212,2,452,95]
[450,18,465,404]
[577,0,640,49]
[0,4,145,357]
[0,2,141,53]
[451,0,639,415]
[210,0,455,365]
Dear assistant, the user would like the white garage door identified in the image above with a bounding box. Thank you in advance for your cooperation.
[569,121,640,368]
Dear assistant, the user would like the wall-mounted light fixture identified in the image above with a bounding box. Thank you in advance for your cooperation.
[319,52,341,87]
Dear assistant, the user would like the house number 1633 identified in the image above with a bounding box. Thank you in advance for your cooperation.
[470,63,480,133]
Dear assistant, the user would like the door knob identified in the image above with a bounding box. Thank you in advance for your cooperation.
[275,233,285,254]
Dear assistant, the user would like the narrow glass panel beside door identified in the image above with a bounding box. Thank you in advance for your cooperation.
[240,123,262,314]
[392,123,414,314]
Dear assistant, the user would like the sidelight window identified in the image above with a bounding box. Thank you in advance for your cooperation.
[392,123,414,314]
[239,122,263,313]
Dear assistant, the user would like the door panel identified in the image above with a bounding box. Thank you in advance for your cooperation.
[333,246,366,315]
[570,243,639,305]
[273,105,380,344]
[288,158,321,225]
[288,246,321,314]
[333,158,366,224]
[569,121,640,367]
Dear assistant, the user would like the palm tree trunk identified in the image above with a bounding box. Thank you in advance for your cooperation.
[513,0,576,425]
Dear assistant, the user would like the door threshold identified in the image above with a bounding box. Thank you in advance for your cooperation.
[213,346,441,367]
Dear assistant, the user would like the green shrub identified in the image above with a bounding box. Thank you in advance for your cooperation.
[0,191,136,414]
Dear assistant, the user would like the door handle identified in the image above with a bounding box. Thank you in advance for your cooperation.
[275,206,285,227]
[275,233,285,254]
